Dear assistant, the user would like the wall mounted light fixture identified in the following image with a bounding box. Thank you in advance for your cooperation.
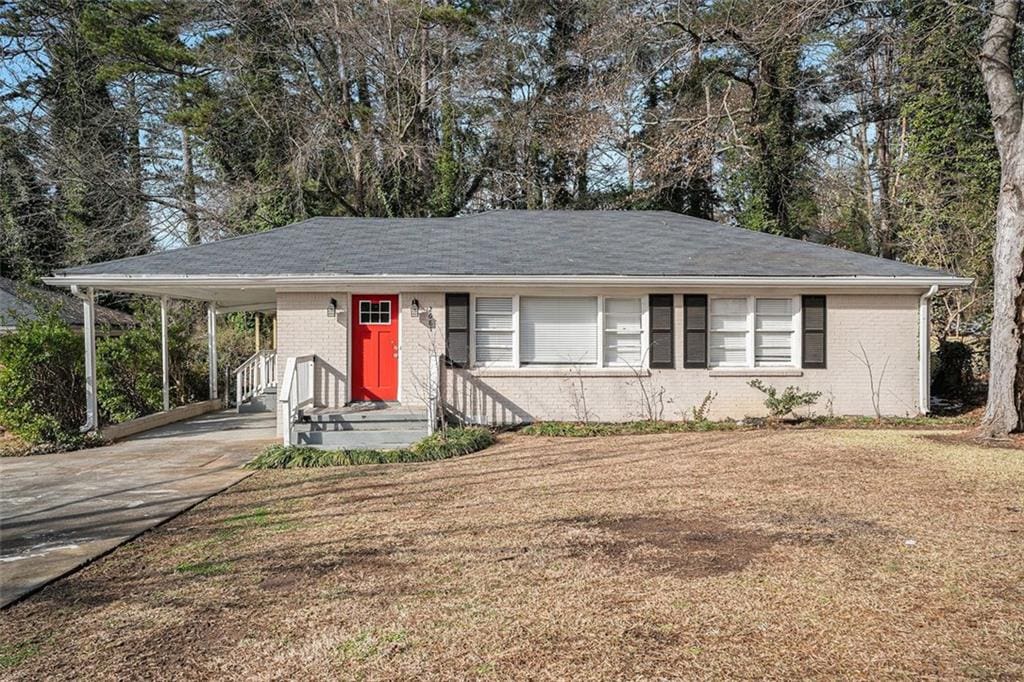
[327,298,337,317]
[410,298,420,317]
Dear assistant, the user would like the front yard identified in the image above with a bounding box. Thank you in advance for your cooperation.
[2,428,1023,679]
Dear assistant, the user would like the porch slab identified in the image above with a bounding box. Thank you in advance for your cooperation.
[0,410,275,608]
[300,403,426,422]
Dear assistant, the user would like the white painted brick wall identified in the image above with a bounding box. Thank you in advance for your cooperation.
[429,292,922,424]
[275,291,349,436]
[276,289,924,432]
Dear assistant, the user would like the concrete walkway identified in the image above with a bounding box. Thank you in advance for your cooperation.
[0,410,276,608]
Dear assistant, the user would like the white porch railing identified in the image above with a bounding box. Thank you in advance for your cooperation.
[234,350,277,410]
[278,354,316,446]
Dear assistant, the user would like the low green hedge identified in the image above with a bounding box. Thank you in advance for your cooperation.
[517,413,978,438]
[518,420,740,437]
[247,426,495,469]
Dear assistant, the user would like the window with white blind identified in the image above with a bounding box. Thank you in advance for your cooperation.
[520,297,598,365]
[603,298,643,367]
[473,297,514,365]
[709,298,749,366]
[754,298,794,365]
[709,296,799,368]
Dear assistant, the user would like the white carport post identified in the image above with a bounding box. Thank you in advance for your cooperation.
[72,286,98,432]
[160,296,170,412]
[207,302,218,401]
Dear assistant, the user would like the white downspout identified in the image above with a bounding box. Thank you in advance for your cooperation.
[919,285,939,415]
[71,285,98,433]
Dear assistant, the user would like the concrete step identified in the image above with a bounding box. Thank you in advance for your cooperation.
[298,408,426,431]
[291,427,425,449]
[238,391,277,413]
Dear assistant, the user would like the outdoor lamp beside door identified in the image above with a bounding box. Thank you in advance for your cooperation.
[327,298,337,317]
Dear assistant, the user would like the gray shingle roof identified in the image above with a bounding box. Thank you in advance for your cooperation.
[0,277,134,330]
[54,210,957,279]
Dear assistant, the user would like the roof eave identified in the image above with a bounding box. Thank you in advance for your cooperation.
[43,273,973,290]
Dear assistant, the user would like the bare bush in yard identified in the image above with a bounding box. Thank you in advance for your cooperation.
[687,390,717,422]
[823,388,836,419]
[406,305,447,433]
[748,380,821,420]
[850,342,890,420]
[623,351,666,421]
[567,366,593,423]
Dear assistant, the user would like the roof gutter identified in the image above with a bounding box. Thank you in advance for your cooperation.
[43,273,974,290]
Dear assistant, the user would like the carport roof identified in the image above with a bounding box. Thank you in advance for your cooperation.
[0,277,134,331]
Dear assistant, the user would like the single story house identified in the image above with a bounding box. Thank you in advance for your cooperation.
[45,211,970,446]
[1,276,133,335]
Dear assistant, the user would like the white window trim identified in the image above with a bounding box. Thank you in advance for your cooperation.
[469,295,648,370]
[601,296,647,369]
[358,299,392,325]
[709,295,801,369]
[470,294,515,368]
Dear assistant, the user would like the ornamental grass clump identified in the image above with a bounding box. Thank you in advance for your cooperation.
[246,426,495,469]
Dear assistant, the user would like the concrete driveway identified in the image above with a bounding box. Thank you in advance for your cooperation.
[0,410,276,607]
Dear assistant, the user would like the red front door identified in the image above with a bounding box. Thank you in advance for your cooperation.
[351,294,399,402]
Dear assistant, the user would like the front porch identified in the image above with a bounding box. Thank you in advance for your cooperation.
[61,283,438,449]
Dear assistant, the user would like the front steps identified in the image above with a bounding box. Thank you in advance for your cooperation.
[291,404,428,449]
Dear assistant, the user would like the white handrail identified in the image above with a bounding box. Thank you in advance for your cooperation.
[278,354,316,446]
[234,350,277,410]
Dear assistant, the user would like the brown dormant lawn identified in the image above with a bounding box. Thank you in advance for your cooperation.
[2,429,1023,679]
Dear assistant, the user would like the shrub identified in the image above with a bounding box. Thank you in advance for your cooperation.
[747,379,821,419]
[931,340,975,400]
[97,300,215,423]
[0,314,85,444]
[97,325,164,423]
[689,390,717,422]
[246,427,495,469]
[413,426,495,459]
[519,420,738,437]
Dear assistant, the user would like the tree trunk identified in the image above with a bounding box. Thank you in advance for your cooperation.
[978,0,1024,438]
[181,126,200,246]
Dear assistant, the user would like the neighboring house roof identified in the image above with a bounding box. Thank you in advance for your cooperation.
[0,277,135,331]
[51,210,965,283]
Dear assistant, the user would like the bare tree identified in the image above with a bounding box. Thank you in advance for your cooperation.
[624,350,666,421]
[851,342,890,420]
[567,366,593,424]
[978,0,1024,438]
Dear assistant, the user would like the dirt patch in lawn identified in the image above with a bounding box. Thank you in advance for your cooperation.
[921,431,1024,450]
[571,515,775,577]
[2,428,1023,680]
[570,511,891,578]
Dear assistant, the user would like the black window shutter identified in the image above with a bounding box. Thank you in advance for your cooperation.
[649,294,675,369]
[445,293,470,368]
[683,294,708,368]
[802,295,827,369]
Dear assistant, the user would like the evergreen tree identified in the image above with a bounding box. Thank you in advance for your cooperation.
[0,126,64,280]
[898,0,1000,336]
[33,0,151,264]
